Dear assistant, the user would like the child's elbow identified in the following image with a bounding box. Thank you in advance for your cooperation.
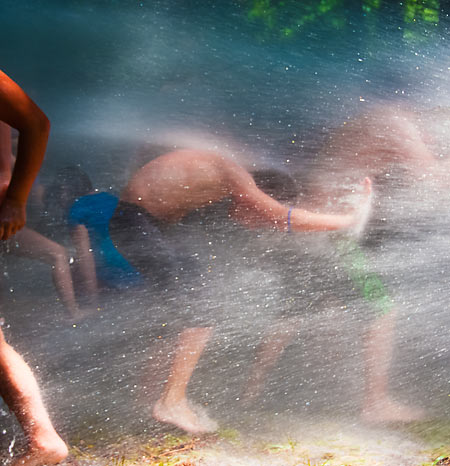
[36,110,50,135]
[22,105,50,136]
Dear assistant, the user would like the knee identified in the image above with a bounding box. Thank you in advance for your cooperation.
[50,244,69,269]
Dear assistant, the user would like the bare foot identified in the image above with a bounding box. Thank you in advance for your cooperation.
[153,398,218,434]
[187,402,218,432]
[67,307,98,325]
[11,435,68,466]
[361,399,426,424]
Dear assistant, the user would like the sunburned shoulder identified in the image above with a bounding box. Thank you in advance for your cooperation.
[155,149,226,163]
[139,149,236,173]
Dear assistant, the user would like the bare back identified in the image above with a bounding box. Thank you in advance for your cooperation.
[122,150,245,222]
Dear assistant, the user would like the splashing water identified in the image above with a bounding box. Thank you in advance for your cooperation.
[0,2,449,465]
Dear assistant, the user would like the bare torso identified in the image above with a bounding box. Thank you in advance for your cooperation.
[121,150,242,222]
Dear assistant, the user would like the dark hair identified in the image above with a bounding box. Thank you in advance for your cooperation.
[251,169,298,203]
[45,165,93,210]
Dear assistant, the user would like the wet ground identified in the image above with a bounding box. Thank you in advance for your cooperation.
[1,255,449,465]
[4,416,450,465]
[65,418,449,466]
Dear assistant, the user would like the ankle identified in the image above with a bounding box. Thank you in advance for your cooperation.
[28,433,68,459]
[27,424,61,445]
[158,390,188,407]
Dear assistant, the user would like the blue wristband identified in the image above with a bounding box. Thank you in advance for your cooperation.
[287,207,293,233]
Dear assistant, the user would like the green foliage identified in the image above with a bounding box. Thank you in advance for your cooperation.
[403,0,440,42]
[244,0,441,43]
[248,0,277,30]
[404,0,440,23]
[246,0,348,40]
[362,0,381,13]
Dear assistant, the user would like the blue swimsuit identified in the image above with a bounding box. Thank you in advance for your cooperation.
[68,192,142,289]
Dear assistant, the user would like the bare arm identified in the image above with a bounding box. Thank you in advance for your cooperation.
[0,70,50,239]
[0,122,12,200]
[71,224,99,305]
[227,161,370,232]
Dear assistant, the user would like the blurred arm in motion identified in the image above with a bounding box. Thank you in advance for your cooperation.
[228,160,372,234]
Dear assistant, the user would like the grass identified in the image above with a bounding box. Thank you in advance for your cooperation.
[69,433,209,465]
[405,420,450,466]
[65,431,372,466]
[38,418,450,465]
[65,432,450,466]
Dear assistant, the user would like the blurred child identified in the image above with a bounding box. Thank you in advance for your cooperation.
[109,148,371,434]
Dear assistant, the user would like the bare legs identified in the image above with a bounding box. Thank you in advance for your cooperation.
[0,328,68,466]
[153,327,218,434]
[242,317,300,403]
[361,310,425,423]
[11,227,83,320]
[243,311,425,424]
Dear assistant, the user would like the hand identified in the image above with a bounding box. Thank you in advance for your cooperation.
[350,177,373,237]
[0,197,26,240]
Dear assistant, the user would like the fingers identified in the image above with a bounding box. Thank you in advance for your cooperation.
[362,177,372,196]
[350,184,373,239]
[10,222,24,238]
[0,223,12,240]
[10,224,21,238]
[0,222,23,240]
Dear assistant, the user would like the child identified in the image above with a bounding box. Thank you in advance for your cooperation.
[109,148,372,433]
[0,69,67,466]
[45,166,142,308]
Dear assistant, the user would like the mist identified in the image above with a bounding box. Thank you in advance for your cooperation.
[0,1,449,465]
